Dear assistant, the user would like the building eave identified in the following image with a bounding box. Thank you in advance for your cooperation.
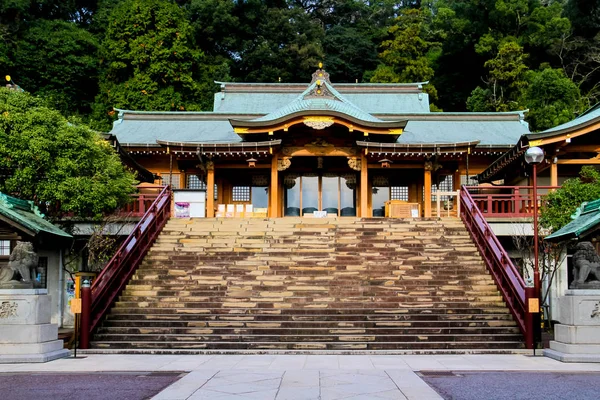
[230,110,406,132]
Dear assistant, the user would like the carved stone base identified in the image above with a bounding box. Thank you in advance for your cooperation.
[544,290,600,363]
[0,281,34,290]
[0,290,70,363]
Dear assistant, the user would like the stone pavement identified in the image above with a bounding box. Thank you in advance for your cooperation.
[1,354,600,400]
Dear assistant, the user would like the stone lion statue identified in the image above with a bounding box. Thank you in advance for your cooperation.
[0,241,39,288]
[571,241,600,289]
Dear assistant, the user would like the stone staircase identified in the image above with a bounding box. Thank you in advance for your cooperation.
[91,218,524,352]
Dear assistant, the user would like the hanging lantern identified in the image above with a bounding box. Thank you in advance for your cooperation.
[247,158,257,168]
[379,158,392,168]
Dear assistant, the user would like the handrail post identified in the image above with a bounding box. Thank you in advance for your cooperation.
[80,280,92,349]
[525,287,535,349]
[138,194,145,214]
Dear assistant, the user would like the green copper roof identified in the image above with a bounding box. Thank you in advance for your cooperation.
[545,199,600,242]
[0,193,72,239]
[110,67,529,147]
[213,81,431,114]
[252,80,386,123]
[530,104,600,137]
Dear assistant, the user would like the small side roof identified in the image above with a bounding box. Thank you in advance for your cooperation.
[477,103,600,183]
[401,119,528,146]
[528,104,600,139]
[545,199,600,242]
[0,193,72,242]
[112,117,242,146]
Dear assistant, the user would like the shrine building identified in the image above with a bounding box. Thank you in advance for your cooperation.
[110,66,530,218]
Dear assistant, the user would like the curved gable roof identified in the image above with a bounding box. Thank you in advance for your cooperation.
[250,80,388,124]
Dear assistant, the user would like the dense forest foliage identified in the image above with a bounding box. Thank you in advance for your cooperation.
[0,0,598,132]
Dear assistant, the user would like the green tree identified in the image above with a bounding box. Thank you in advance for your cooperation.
[0,88,137,219]
[433,0,573,111]
[12,19,99,117]
[558,1,600,107]
[188,0,323,83]
[540,166,600,232]
[522,67,581,131]
[467,40,529,112]
[92,0,220,131]
[370,7,441,107]
[312,0,397,82]
[323,24,379,82]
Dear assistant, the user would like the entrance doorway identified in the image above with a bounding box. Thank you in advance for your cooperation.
[284,174,356,216]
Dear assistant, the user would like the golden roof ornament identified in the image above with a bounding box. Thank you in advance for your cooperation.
[311,63,330,85]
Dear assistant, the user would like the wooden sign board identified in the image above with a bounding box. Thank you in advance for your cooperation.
[70,298,82,314]
[528,298,540,313]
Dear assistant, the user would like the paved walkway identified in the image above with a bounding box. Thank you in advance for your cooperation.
[2,354,600,400]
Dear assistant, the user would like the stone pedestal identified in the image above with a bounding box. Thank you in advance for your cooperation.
[544,290,600,362]
[0,289,70,363]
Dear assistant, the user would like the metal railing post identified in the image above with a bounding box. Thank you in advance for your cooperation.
[80,279,92,349]
[525,287,536,349]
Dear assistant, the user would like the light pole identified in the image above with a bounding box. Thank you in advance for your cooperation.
[525,146,544,352]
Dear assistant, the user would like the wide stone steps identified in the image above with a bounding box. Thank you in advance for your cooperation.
[113,298,506,306]
[101,318,517,328]
[107,307,513,316]
[92,332,523,343]
[91,340,524,351]
[96,326,520,336]
[105,307,513,317]
[119,292,501,300]
[91,217,525,351]
[122,287,500,296]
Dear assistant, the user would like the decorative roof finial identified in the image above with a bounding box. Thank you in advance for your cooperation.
[311,63,330,85]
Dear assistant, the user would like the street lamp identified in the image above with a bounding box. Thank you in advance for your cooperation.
[525,146,544,352]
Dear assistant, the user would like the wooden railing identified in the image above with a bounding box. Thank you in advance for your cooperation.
[460,186,535,349]
[465,186,559,218]
[118,193,160,216]
[86,185,171,337]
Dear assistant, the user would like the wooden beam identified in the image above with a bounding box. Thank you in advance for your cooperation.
[550,162,558,187]
[529,121,600,147]
[369,164,428,169]
[424,165,432,217]
[211,164,270,169]
[408,183,418,203]
[270,155,279,217]
[558,145,600,153]
[233,116,404,135]
[453,170,461,191]
[557,159,600,164]
[206,165,215,218]
[360,151,369,217]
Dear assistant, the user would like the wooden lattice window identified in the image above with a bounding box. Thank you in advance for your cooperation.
[232,186,251,202]
[186,175,217,199]
[391,187,408,201]
[161,173,180,189]
[0,240,10,256]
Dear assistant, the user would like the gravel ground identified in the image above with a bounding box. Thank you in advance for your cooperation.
[421,371,600,400]
[0,371,184,400]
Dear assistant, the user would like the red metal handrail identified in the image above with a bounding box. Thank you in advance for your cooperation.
[465,186,559,218]
[460,185,534,349]
[86,185,171,338]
